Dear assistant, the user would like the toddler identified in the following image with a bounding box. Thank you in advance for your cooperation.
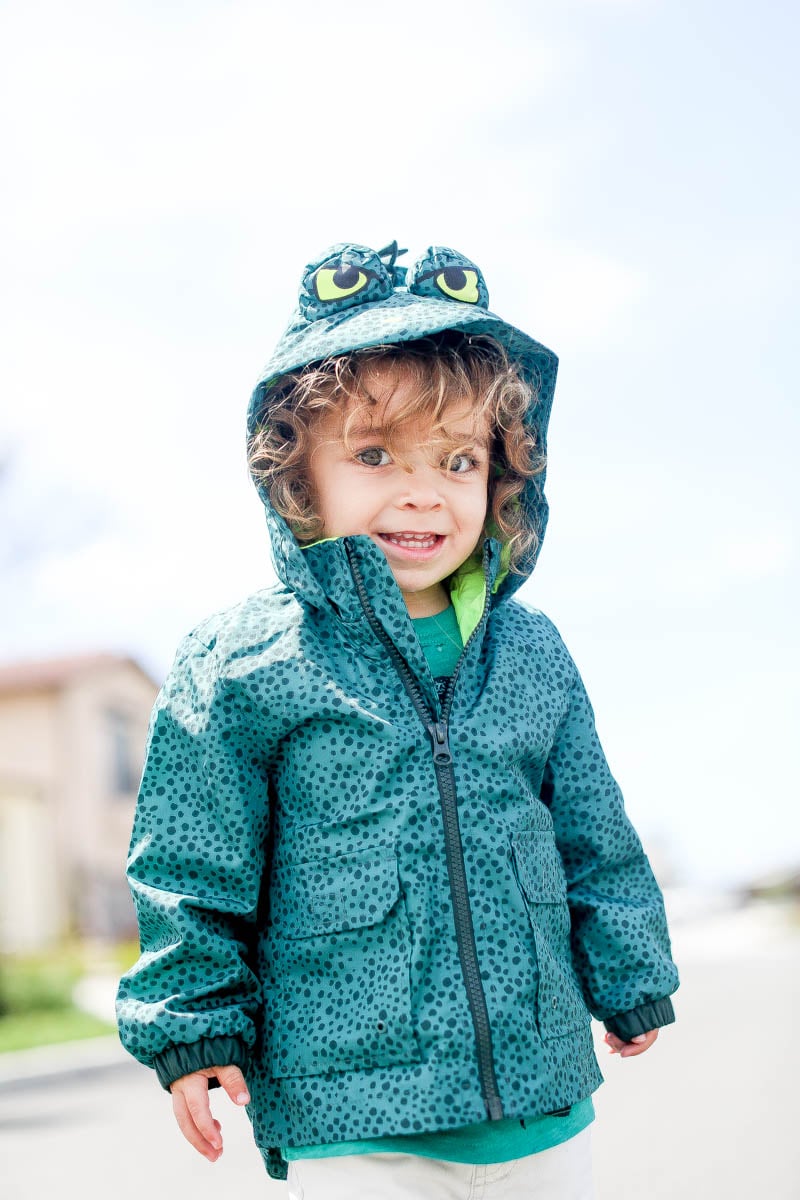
[117,241,679,1199]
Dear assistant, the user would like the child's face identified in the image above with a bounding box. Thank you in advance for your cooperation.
[305,364,491,618]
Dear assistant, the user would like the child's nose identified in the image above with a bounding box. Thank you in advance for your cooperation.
[396,465,444,510]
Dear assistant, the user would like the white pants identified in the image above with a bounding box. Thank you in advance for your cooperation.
[286,1125,595,1199]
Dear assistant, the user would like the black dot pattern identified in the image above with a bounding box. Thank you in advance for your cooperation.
[118,248,678,1181]
[117,533,678,1178]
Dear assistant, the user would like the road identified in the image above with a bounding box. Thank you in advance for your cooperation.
[1,906,798,1199]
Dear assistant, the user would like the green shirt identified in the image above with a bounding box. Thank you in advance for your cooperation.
[283,605,594,1163]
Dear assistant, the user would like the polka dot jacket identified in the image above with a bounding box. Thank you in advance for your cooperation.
[116,243,679,1181]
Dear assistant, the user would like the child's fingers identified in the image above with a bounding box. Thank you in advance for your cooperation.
[604,1028,659,1056]
[618,1029,659,1058]
[171,1085,222,1161]
[167,1062,248,1162]
[213,1063,251,1106]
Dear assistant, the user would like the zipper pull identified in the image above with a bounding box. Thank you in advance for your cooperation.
[427,720,452,766]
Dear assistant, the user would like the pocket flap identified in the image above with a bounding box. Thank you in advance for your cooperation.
[270,847,401,938]
[510,830,567,903]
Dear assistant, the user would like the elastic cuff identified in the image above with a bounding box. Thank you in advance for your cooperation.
[153,1034,250,1092]
[604,996,676,1042]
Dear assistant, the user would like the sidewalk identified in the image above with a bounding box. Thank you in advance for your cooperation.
[1,900,796,1087]
[0,970,125,1088]
[0,1032,128,1088]
[2,908,798,1198]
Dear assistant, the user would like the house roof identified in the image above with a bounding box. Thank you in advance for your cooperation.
[0,652,159,694]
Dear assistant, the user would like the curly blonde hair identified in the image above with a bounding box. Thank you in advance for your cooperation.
[247,332,545,573]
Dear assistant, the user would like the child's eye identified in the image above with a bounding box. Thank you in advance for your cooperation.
[355,446,391,467]
[445,454,479,474]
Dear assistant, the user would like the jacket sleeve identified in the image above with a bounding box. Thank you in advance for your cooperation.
[540,640,679,1035]
[116,630,272,1090]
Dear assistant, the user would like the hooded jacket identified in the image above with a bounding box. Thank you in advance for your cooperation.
[116,242,678,1182]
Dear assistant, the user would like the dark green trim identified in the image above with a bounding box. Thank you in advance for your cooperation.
[264,1146,289,1180]
[345,541,503,1121]
[153,1034,250,1092]
[603,996,676,1042]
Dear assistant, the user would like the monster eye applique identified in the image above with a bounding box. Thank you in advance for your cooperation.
[407,247,489,309]
[299,244,394,320]
[425,266,480,303]
[297,242,489,322]
[314,263,372,301]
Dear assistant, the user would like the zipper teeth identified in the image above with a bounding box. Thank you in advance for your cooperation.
[344,543,431,716]
[433,759,503,1120]
[344,539,503,1121]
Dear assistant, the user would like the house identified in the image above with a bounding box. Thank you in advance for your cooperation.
[0,653,159,953]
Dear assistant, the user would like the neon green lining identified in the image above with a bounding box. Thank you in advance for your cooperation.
[448,542,509,644]
[301,536,340,549]
[298,536,509,645]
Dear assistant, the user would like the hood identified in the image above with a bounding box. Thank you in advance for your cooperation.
[246,241,558,637]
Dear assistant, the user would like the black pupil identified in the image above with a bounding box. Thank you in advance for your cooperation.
[333,264,361,289]
[442,267,467,291]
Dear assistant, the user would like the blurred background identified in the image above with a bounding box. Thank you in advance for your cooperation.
[0,1,797,1196]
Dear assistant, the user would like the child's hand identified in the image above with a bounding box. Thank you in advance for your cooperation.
[604,1029,659,1058]
[169,1065,251,1162]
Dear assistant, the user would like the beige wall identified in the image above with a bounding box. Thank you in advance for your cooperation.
[0,691,60,783]
[0,781,62,952]
[0,692,65,950]
[0,661,158,951]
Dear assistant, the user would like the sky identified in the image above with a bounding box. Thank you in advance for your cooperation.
[1,0,797,888]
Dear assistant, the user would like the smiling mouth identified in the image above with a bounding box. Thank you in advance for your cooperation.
[378,532,443,551]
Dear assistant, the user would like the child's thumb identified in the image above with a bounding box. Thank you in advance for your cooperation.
[214,1065,251,1106]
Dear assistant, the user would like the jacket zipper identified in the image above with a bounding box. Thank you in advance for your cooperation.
[344,540,504,1121]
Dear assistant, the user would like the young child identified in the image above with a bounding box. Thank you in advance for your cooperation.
[117,241,678,1199]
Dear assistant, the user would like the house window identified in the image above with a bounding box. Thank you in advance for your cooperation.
[106,708,138,796]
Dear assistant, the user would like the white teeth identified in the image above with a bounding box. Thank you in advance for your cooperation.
[384,533,439,548]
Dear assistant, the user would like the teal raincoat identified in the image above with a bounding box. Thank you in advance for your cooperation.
[116,243,678,1181]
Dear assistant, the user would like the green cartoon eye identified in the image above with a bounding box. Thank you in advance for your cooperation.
[314,264,370,302]
[406,249,489,308]
[435,268,479,303]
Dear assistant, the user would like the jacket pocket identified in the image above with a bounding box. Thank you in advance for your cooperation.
[267,844,421,1078]
[510,830,589,1040]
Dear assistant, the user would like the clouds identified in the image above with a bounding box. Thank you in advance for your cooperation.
[2,0,568,222]
[1,1,798,885]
